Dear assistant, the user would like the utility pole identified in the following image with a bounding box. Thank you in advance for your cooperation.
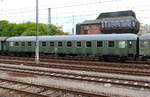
[35,0,39,64]
[47,8,51,35]
[72,15,75,35]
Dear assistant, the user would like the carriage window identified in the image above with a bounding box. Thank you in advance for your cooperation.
[50,42,54,46]
[42,42,46,46]
[141,41,149,48]
[77,41,81,47]
[67,41,72,47]
[108,41,114,47]
[28,42,32,46]
[97,41,103,47]
[86,41,92,47]
[58,42,63,47]
[15,42,19,46]
[9,42,14,47]
[119,41,126,48]
[34,42,36,46]
[143,41,149,48]
[128,41,132,48]
[21,42,25,46]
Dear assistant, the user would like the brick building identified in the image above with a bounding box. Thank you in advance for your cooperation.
[76,19,102,35]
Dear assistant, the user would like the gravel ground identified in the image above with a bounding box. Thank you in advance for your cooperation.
[1,63,150,81]
[0,88,36,97]
[0,63,150,97]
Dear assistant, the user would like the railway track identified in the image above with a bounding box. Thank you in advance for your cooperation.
[0,55,150,69]
[0,58,150,77]
[0,77,108,97]
[0,64,150,92]
[0,55,150,66]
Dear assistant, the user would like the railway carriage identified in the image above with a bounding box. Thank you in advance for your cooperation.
[6,34,138,61]
[0,37,8,54]
[139,33,150,59]
[6,36,36,55]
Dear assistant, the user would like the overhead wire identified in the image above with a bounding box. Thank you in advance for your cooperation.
[0,0,150,32]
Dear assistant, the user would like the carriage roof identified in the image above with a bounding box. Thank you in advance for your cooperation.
[140,33,150,40]
[7,34,138,42]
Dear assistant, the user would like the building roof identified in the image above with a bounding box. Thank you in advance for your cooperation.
[81,19,102,25]
[97,10,136,19]
[81,16,137,25]
[7,34,138,42]
[139,33,150,40]
[100,16,136,22]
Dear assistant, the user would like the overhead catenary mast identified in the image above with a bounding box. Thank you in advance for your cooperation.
[35,0,39,64]
[72,15,75,35]
[47,8,51,34]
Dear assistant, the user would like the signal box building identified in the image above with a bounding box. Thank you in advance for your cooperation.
[76,10,140,35]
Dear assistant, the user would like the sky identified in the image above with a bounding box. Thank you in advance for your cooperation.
[0,0,150,33]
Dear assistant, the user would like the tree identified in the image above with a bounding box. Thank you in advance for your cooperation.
[21,31,37,36]
[0,20,67,36]
[0,20,9,36]
[47,25,65,35]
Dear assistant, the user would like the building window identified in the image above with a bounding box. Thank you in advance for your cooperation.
[101,22,104,29]
[15,42,19,46]
[28,42,32,46]
[77,41,81,47]
[97,41,103,47]
[86,41,92,47]
[89,25,92,28]
[21,42,25,46]
[83,30,88,34]
[50,42,54,46]
[42,42,46,46]
[96,25,99,27]
[67,41,72,47]
[58,42,63,47]
[108,41,114,47]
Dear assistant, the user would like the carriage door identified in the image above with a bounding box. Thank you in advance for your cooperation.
[127,40,134,57]
[1,41,6,52]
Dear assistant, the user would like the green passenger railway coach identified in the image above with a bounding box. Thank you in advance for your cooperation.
[5,34,138,61]
[139,33,150,58]
[0,37,7,52]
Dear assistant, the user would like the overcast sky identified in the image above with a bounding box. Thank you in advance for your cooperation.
[0,0,150,33]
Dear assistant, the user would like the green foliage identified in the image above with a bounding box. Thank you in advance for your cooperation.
[21,31,37,36]
[0,20,67,36]
[48,25,66,35]
[0,20,10,36]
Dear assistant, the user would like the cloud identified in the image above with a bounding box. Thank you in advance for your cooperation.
[0,0,150,33]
